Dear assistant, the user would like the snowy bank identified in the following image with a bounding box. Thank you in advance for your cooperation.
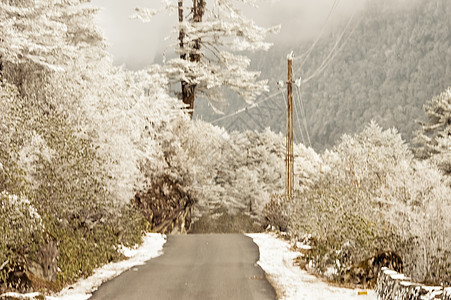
[0,233,166,300]
[247,233,377,300]
[49,233,166,300]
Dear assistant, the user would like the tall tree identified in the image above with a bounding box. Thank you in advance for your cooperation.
[0,0,106,87]
[414,87,451,178]
[134,0,279,117]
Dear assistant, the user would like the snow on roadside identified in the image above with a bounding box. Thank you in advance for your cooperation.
[1,233,166,300]
[247,233,377,300]
[49,233,166,300]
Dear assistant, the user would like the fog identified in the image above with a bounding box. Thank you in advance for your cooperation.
[92,0,373,69]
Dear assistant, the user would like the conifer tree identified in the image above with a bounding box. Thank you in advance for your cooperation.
[0,0,106,83]
[134,0,279,117]
[414,87,451,177]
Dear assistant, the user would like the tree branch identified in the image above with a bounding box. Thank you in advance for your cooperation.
[0,260,9,271]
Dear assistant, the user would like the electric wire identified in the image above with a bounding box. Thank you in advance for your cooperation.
[302,14,351,83]
[295,85,312,147]
[209,1,359,143]
[294,0,341,74]
[302,13,362,85]
[210,90,282,124]
[293,88,308,146]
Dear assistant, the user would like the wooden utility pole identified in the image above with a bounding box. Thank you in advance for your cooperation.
[286,53,294,198]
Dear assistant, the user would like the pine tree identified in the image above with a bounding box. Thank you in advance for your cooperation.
[0,0,106,81]
[414,87,451,176]
[133,0,279,117]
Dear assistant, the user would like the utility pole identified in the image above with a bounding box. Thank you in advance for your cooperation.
[286,52,294,198]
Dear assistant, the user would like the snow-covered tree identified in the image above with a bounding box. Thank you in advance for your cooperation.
[269,121,451,284]
[174,122,285,216]
[0,0,164,288]
[0,0,105,74]
[414,87,451,178]
[133,0,279,117]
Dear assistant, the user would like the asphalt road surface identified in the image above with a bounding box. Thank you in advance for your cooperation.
[90,234,277,300]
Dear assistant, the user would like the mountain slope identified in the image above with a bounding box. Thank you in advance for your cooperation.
[196,0,451,151]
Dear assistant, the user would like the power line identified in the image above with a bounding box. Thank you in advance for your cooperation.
[210,90,282,124]
[294,0,341,74]
[301,13,362,85]
[295,85,312,147]
[293,88,307,146]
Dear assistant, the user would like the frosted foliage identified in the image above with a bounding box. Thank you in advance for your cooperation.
[175,123,285,216]
[17,36,187,204]
[294,143,322,191]
[287,122,451,283]
[61,63,187,204]
[329,121,412,195]
[0,191,44,278]
[17,131,55,188]
[385,160,451,282]
[0,0,185,204]
[415,87,451,180]
[138,0,279,109]
[0,0,105,70]
[0,191,42,229]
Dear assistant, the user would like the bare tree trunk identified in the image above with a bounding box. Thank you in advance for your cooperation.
[178,0,190,116]
[178,0,205,119]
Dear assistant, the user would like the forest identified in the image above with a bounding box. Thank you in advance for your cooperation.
[0,0,450,296]
[196,0,451,151]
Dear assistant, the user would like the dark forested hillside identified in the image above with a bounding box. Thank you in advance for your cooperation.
[195,0,451,151]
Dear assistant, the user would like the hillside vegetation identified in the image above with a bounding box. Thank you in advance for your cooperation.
[0,0,285,293]
[197,0,451,151]
[265,118,451,286]
[1,0,449,296]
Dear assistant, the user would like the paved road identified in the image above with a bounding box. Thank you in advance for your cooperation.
[90,234,276,300]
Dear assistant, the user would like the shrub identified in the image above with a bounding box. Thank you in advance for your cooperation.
[0,192,44,291]
[0,80,147,291]
[266,122,451,285]
[262,194,291,232]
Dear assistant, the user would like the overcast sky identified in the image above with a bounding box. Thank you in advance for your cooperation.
[92,0,367,70]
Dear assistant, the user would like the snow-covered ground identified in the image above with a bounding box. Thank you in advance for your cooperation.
[0,233,166,300]
[247,233,377,300]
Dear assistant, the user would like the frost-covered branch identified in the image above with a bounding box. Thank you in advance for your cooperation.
[133,0,279,113]
[414,87,451,179]
[0,0,106,72]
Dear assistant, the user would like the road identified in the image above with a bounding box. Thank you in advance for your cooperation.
[90,234,277,300]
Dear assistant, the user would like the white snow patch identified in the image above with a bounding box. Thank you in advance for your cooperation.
[296,241,311,250]
[0,292,43,299]
[247,233,377,300]
[45,233,166,300]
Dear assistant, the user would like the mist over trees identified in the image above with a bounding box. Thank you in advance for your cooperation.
[196,0,451,151]
[1,0,450,295]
